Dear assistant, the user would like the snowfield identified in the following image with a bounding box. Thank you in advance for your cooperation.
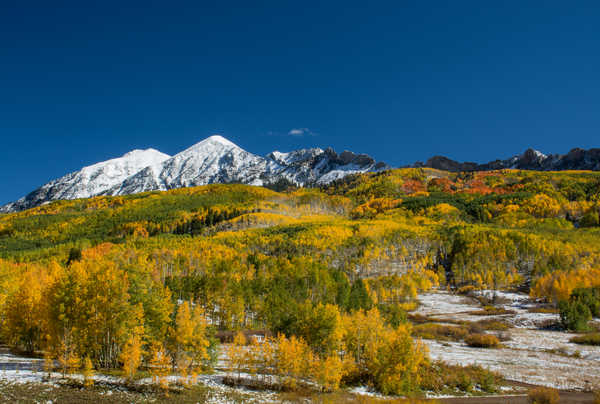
[416,290,600,390]
[0,351,279,404]
[417,291,560,328]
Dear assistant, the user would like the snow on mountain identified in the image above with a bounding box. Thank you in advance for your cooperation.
[268,148,325,166]
[0,148,170,212]
[1,136,387,212]
[111,135,270,195]
[266,147,389,185]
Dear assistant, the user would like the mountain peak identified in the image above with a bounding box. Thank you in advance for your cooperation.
[196,135,237,148]
[1,138,386,212]
[521,148,547,160]
[267,148,325,166]
[175,136,241,158]
[122,148,168,158]
[414,147,600,172]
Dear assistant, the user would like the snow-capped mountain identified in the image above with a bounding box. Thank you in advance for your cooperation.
[267,147,388,185]
[1,136,388,212]
[1,148,171,212]
[109,136,271,195]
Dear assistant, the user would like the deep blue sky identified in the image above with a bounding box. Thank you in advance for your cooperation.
[1,1,600,204]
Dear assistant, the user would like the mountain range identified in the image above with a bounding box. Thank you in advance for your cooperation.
[0,136,387,212]
[413,147,600,172]
[2,137,600,213]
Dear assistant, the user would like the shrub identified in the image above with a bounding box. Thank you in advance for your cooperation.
[378,303,408,328]
[593,389,600,404]
[412,323,468,342]
[476,319,510,331]
[571,287,600,317]
[559,287,600,331]
[471,306,515,316]
[528,307,559,314]
[464,321,485,334]
[465,333,500,348]
[569,333,600,346]
[420,362,501,394]
[559,300,592,332]
[407,313,431,324]
[527,386,560,404]
[457,285,476,295]
[580,210,599,227]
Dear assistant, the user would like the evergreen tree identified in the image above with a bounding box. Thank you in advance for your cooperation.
[348,279,373,312]
[66,247,82,266]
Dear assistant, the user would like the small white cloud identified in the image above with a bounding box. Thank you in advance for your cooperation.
[287,128,315,137]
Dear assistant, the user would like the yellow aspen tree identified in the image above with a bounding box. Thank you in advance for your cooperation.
[120,334,143,381]
[3,267,46,353]
[82,357,94,387]
[121,303,145,381]
[149,343,171,396]
[178,355,190,387]
[56,337,80,378]
[245,336,260,382]
[189,304,211,372]
[372,325,428,395]
[190,366,199,386]
[274,334,312,390]
[261,336,276,384]
[312,354,344,392]
[66,351,81,376]
[227,332,247,383]
[169,301,193,370]
[43,351,54,378]
[168,301,210,382]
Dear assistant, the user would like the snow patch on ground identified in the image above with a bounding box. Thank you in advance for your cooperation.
[0,351,279,403]
[416,291,600,390]
[417,290,560,328]
[349,385,389,398]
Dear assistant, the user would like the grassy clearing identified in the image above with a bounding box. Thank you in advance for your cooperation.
[527,386,560,404]
[464,333,501,348]
[475,319,510,331]
[412,323,469,342]
[420,362,502,395]
[410,317,511,345]
[0,380,235,404]
[0,379,445,404]
[542,347,581,358]
[470,306,515,316]
[569,332,600,346]
[279,390,439,403]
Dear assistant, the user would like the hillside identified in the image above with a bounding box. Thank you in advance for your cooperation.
[2,167,600,302]
[1,168,600,398]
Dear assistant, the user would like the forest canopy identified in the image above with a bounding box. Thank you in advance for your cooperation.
[1,168,600,394]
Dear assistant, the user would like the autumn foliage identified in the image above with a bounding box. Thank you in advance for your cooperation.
[0,169,600,394]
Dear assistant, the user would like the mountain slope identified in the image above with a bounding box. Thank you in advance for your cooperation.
[414,147,600,172]
[1,148,170,212]
[111,136,270,195]
[1,136,387,212]
[267,147,388,185]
